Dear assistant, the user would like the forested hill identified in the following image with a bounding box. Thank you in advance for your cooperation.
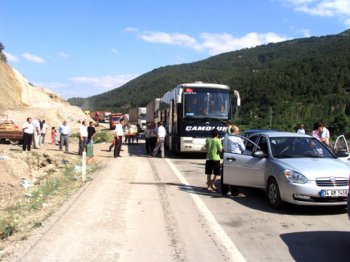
[69,30,350,132]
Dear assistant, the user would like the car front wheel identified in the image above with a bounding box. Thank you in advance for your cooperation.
[267,178,283,209]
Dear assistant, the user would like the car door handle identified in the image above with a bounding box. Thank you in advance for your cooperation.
[226,157,236,162]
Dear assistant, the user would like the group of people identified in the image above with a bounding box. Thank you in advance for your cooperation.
[203,121,245,191]
[22,117,96,154]
[144,121,166,157]
[109,120,167,158]
[297,121,330,146]
[22,117,49,151]
[78,121,96,155]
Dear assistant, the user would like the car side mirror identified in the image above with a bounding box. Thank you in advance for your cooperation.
[335,150,349,158]
[253,150,267,158]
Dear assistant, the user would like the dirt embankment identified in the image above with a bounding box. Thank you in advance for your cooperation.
[0,60,90,129]
[0,57,100,259]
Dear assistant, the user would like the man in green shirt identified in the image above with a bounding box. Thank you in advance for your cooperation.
[204,128,223,191]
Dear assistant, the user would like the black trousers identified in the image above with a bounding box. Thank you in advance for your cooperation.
[23,133,33,151]
[78,137,87,155]
[145,138,151,154]
[150,137,157,153]
[114,136,122,157]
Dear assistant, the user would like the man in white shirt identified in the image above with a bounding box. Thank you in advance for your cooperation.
[296,124,305,134]
[78,120,88,155]
[321,125,330,146]
[152,122,167,158]
[223,125,245,154]
[22,117,35,151]
[59,120,71,152]
[114,118,125,158]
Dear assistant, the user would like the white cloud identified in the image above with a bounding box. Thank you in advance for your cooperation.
[124,27,139,32]
[137,30,289,55]
[22,52,45,63]
[59,52,69,58]
[283,0,350,24]
[140,31,200,50]
[3,51,19,63]
[345,18,350,26]
[111,48,118,53]
[70,74,138,90]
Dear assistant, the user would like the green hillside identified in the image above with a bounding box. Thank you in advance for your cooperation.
[68,30,350,134]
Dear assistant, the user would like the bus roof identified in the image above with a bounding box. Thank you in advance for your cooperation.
[179,82,230,90]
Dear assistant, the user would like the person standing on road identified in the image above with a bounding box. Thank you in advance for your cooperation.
[22,117,35,151]
[87,121,96,144]
[144,122,152,154]
[114,118,124,158]
[321,122,330,146]
[59,120,71,152]
[223,125,245,154]
[311,122,327,144]
[78,120,88,155]
[51,127,57,145]
[152,121,167,158]
[203,128,223,191]
[150,122,158,153]
[39,120,48,145]
[32,117,41,149]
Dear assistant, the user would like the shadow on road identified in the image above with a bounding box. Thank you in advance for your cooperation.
[130,181,223,198]
[280,231,350,262]
[219,182,348,216]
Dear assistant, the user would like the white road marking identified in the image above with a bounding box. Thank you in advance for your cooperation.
[165,158,246,262]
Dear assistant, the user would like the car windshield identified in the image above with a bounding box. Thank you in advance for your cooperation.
[270,137,334,158]
[183,88,230,119]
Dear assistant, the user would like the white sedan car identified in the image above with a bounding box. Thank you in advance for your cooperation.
[221,132,350,209]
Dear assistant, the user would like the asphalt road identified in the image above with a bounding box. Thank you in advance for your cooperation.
[10,142,350,262]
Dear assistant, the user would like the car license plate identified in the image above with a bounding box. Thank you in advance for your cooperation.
[320,189,349,197]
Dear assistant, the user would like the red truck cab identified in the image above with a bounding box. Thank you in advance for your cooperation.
[109,113,124,130]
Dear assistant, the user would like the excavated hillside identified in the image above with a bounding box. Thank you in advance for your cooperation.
[0,59,87,127]
[0,61,23,110]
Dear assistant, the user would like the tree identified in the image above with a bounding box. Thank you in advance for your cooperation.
[0,42,7,63]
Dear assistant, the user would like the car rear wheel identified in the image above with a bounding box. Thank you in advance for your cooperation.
[267,178,283,209]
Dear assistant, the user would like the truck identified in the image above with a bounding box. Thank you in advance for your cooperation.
[0,120,23,144]
[109,113,124,130]
[89,111,111,123]
[102,112,111,123]
[146,98,161,123]
[128,107,147,130]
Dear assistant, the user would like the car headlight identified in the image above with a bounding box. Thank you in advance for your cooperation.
[284,170,308,184]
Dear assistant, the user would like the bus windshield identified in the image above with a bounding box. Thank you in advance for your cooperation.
[183,88,230,119]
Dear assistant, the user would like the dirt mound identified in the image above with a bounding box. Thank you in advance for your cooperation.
[0,60,90,129]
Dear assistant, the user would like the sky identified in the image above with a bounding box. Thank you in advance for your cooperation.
[1,0,350,99]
